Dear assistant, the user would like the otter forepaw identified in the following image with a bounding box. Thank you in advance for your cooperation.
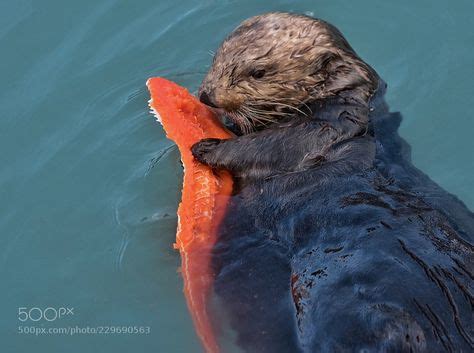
[191,138,222,166]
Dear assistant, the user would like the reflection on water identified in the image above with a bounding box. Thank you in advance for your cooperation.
[0,0,472,352]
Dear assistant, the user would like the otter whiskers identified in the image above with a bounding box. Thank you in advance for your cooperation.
[261,100,309,117]
[226,98,312,134]
[226,109,254,134]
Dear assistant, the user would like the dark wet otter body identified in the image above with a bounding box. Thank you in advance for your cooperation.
[190,13,473,353]
[203,83,474,353]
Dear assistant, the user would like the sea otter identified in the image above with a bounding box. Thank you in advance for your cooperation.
[191,13,473,353]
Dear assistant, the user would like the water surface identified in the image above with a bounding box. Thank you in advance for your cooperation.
[1,1,472,352]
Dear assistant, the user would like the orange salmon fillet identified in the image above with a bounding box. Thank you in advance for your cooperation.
[147,77,232,353]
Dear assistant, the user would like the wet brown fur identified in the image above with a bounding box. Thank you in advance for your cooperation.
[199,12,378,134]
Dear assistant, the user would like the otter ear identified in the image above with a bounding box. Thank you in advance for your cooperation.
[311,50,338,72]
[307,49,339,83]
[325,66,367,94]
[312,50,374,97]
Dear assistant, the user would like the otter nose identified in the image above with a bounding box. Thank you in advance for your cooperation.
[199,91,218,108]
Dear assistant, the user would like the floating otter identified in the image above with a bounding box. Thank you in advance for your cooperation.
[192,13,473,353]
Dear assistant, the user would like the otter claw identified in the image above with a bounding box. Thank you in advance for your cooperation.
[191,138,222,164]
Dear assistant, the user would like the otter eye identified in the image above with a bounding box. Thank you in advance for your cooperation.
[250,69,266,79]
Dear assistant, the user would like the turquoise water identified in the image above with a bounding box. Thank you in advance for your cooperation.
[1,1,472,352]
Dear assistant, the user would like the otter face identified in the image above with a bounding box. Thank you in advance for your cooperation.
[199,12,377,133]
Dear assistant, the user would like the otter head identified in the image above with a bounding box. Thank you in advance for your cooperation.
[199,12,378,133]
